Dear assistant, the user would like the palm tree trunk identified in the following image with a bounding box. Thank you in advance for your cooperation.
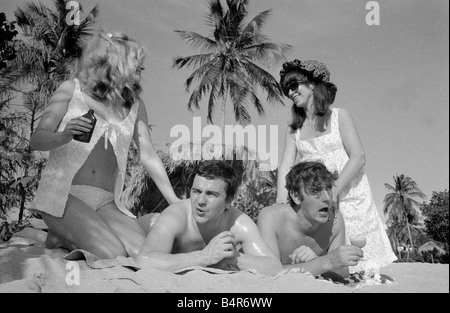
[221,93,228,149]
[18,147,31,224]
[407,222,414,249]
[404,223,413,262]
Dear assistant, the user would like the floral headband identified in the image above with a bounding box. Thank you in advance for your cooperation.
[280,59,337,103]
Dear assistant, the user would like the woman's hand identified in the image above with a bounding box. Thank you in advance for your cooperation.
[62,116,93,139]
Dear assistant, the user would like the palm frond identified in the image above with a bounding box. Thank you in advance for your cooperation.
[173,53,213,71]
[174,0,290,125]
[243,61,284,103]
[233,102,251,126]
[250,92,265,116]
[183,58,217,92]
[204,0,224,31]
[187,89,203,112]
[186,59,224,112]
[175,31,218,53]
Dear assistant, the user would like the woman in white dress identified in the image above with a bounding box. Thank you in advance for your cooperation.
[276,59,396,273]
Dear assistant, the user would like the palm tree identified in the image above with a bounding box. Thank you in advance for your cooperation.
[5,0,99,136]
[383,174,426,257]
[14,0,98,79]
[173,0,291,129]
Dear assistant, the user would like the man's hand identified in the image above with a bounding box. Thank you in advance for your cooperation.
[328,245,364,269]
[211,254,240,271]
[202,231,237,265]
[289,246,319,264]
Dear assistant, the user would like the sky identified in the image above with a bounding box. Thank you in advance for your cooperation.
[1,0,449,220]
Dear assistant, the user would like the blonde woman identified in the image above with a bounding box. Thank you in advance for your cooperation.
[30,32,180,259]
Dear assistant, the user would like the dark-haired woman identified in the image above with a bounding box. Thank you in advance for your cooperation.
[276,60,396,275]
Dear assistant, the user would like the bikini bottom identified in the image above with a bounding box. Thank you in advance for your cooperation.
[69,185,114,211]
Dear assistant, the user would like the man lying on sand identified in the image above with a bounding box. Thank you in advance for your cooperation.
[258,161,364,279]
[136,160,283,276]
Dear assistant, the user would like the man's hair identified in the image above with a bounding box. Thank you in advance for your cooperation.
[194,160,239,202]
[285,161,338,208]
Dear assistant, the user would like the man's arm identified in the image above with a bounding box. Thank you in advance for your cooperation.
[230,213,283,276]
[136,202,236,272]
[283,213,362,277]
[322,213,349,277]
[257,206,282,260]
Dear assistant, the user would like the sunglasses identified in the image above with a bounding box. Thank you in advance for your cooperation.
[284,79,309,96]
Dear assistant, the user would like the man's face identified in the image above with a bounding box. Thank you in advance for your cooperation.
[297,186,333,223]
[190,175,230,224]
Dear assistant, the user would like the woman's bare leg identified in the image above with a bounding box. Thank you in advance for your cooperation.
[97,203,146,259]
[42,194,128,259]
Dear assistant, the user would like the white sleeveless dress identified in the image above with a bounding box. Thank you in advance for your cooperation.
[294,108,397,273]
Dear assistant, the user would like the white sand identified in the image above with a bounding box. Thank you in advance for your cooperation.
[0,229,448,293]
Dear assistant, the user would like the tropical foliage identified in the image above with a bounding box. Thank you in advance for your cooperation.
[383,174,426,259]
[173,0,291,128]
[122,142,277,222]
[421,190,449,255]
[0,12,18,70]
[0,1,98,240]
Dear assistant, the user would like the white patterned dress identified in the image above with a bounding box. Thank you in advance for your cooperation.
[294,108,397,273]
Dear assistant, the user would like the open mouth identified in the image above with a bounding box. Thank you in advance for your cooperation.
[196,208,207,216]
[319,207,329,213]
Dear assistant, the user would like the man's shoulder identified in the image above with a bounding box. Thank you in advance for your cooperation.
[160,199,191,219]
[153,199,191,235]
[259,204,290,220]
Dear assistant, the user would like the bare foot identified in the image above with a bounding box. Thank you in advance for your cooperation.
[45,231,63,249]
[45,231,77,251]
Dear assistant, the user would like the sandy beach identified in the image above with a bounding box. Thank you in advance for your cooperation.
[0,227,448,293]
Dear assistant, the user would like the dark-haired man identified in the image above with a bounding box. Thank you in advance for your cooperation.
[137,160,282,276]
[258,161,363,278]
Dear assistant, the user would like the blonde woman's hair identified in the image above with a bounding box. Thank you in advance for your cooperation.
[77,31,147,109]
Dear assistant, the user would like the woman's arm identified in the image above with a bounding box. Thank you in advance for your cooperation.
[276,127,298,204]
[333,109,366,200]
[133,100,181,204]
[30,80,93,151]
